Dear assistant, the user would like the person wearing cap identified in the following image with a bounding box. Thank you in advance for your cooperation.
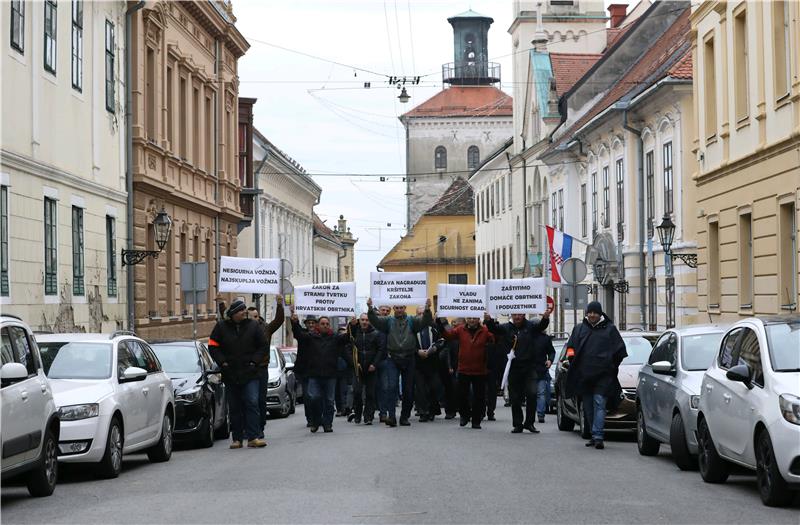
[208,299,269,449]
[563,301,627,450]
[247,298,285,440]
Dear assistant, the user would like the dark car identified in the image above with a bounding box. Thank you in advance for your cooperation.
[554,331,657,438]
[150,340,228,447]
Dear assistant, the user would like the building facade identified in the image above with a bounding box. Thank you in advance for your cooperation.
[128,1,248,339]
[691,0,800,321]
[313,214,343,285]
[1,0,127,332]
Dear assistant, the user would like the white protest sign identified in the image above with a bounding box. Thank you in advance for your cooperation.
[294,282,356,316]
[437,284,486,317]
[218,257,281,294]
[486,278,546,315]
[370,272,427,306]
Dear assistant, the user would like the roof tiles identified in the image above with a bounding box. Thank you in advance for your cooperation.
[401,86,512,119]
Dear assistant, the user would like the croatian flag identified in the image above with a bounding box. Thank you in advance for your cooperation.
[546,226,573,284]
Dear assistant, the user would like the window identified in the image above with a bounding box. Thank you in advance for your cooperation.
[508,175,512,209]
[72,206,84,296]
[718,328,742,369]
[602,166,610,228]
[591,172,597,233]
[665,276,675,328]
[44,0,57,73]
[71,1,83,91]
[778,201,797,310]
[1,186,8,296]
[448,274,467,285]
[773,1,791,99]
[551,192,557,226]
[193,86,201,166]
[495,181,500,215]
[44,198,57,295]
[708,220,720,307]
[179,76,187,158]
[467,146,480,170]
[735,328,764,386]
[557,189,564,231]
[7,326,37,376]
[501,177,506,210]
[146,48,156,140]
[105,21,115,112]
[703,35,716,138]
[435,146,447,170]
[648,332,677,365]
[106,216,117,297]
[739,212,753,308]
[580,183,587,237]
[647,276,657,331]
[733,8,749,121]
[205,94,213,172]
[646,151,654,238]
[615,159,624,240]
[10,0,24,53]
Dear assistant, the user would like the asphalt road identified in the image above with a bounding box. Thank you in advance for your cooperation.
[3,404,799,524]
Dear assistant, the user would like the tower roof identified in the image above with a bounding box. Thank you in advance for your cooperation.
[449,9,493,22]
[400,86,512,119]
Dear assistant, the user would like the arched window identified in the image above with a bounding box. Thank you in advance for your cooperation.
[467,146,480,169]
[435,146,447,169]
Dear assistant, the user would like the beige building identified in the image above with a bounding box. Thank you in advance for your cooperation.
[1,0,128,331]
[128,1,248,339]
[691,1,800,320]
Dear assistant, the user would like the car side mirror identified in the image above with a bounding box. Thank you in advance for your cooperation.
[120,366,147,383]
[651,361,676,376]
[726,363,752,389]
[285,362,294,371]
[1,362,29,386]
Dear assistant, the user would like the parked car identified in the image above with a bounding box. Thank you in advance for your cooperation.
[636,325,726,470]
[35,332,175,479]
[267,346,296,418]
[555,331,658,437]
[280,346,302,402]
[696,316,800,507]
[1,315,59,497]
[149,340,228,447]
[545,335,570,414]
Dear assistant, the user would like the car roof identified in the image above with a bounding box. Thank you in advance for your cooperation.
[149,340,199,345]
[752,315,800,325]
[619,331,661,338]
[36,333,112,343]
[663,324,728,336]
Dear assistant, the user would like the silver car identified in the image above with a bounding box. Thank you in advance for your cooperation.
[266,347,296,418]
[636,325,726,470]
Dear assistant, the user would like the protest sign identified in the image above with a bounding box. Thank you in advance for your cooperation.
[370,272,427,306]
[486,278,546,315]
[218,257,281,294]
[294,282,356,316]
[436,284,486,317]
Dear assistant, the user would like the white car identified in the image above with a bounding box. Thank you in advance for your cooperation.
[1,315,59,497]
[36,332,175,479]
[696,316,800,507]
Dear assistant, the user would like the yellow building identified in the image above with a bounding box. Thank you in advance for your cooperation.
[691,1,800,321]
[379,179,476,308]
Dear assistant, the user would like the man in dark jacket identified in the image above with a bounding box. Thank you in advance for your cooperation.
[486,305,553,434]
[413,320,444,423]
[439,318,463,419]
[564,301,627,450]
[247,298,285,439]
[347,313,386,424]
[374,305,391,423]
[293,315,317,427]
[290,312,351,433]
[367,298,433,427]
[209,300,268,449]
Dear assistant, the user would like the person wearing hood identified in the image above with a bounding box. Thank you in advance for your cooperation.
[347,313,386,424]
[563,301,627,450]
[437,316,494,429]
[208,300,269,449]
[485,305,554,434]
[367,297,434,427]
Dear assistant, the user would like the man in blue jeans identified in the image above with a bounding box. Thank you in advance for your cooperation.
[563,301,627,449]
[209,299,269,449]
[374,306,391,422]
[536,370,551,424]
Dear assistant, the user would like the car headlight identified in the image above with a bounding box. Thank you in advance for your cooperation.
[267,378,281,389]
[690,395,700,410]
[59,403,99,421]
[779,394,800,425]
[176,387,202,402]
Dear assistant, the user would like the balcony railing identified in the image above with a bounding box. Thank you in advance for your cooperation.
[442,62,501,85]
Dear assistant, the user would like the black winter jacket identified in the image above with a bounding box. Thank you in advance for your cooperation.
[486,317,553,377]
[349,324,386,372]
[291,321,352,378]
[209,318,268,385]
[563,314,627,400]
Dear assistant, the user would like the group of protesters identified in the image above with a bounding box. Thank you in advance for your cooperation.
[209,294,626,451]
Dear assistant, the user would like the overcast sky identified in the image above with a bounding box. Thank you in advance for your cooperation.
[234,1,622,300]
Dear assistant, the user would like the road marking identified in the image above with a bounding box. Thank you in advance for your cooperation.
[352,511,428,518]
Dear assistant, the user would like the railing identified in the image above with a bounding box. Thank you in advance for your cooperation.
[442,62,501,85]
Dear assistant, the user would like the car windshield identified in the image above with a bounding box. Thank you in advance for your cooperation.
[765,322,800,372]
[269,348,280,369]
[38,341,68,375]
[681,333,724,371]
[47,342,113,379]
[621,336,654,365]
[282,352,294,364]
[150,344,202,374]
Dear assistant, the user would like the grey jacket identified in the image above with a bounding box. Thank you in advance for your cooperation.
[367,307,433,360]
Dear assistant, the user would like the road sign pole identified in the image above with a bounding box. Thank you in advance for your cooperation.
[192,263,198,341]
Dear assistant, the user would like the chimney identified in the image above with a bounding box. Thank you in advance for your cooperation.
[607,4,627,28]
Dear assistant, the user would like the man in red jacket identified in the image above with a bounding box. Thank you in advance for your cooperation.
[437,316,494,429]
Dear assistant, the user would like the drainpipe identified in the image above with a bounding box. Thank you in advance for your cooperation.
[125,1,145,331]
[622,107,646,330]
[254,150,269,314]
[214,40,221,316]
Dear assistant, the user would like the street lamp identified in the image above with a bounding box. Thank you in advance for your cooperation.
[122,208,173,266]
[398,87,410,104]
[656,213,697,268]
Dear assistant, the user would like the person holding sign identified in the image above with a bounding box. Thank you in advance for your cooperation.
[347,313,386,425]
[367,298,434,427]
[485,304,554,434]
[437,316,495,429]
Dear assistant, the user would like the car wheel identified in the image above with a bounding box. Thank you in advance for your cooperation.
[26,426,58,497]
[97,418,124,479]
[670,412,697,471]
[278,396,291,419]
[697,417,729,483]
[578,401,591,439]
[147,411,173,463]
[198,406,215,448]
[214,409,230,440]
[636,406,660,456]
[756,429,794,507]
[556,397,575,431]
